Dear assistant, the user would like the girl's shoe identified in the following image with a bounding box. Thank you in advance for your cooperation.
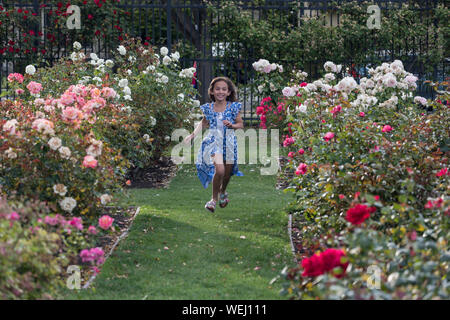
[219,192,229,208]
[205,199,216,213]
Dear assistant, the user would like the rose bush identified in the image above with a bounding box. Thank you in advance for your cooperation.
[1,79,128,219]
[273,60,449,299]
[0,194,115,299]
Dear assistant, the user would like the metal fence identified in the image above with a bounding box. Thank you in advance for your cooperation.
[1,0,448,123]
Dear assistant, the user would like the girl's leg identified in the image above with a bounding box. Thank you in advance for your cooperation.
[220,164,234,194]
[211,154,225,202]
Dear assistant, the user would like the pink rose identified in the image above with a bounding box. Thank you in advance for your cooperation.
[26,81,43,94]
[288,151,295,158]
[381,125,392,132]
[9,211,20,221]
[82,155,98,168]
[323,132,335,142]
[295,163,308,175]
[298,148,305,155]
[359,112,365,117]
[88,225,98,235]
[15,89,24,95]
[62,106,80,121]
[101,87,117,99]
[98,215,114,230]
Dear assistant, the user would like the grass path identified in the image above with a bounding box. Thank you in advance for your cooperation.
[65,163,293,300]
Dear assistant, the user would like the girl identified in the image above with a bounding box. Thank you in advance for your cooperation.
[184,77,244,212]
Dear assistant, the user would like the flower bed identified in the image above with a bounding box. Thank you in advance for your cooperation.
[259,60,449,299]
[0,38,199,298]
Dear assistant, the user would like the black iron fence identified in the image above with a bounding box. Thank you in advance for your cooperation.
[0,0,448,123]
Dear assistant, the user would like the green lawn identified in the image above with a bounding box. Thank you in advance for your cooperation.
[63,130,293,300]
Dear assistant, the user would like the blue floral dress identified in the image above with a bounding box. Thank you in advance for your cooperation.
[196,101,244,188]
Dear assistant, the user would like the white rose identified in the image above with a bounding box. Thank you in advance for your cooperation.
[59,197,77,213]
[118,79,128,88]
[162,55,172,66]
[73,42,82,50]
[100,194,112,205]
[123,95,133,101]
[105,59,114,68]
[128,56,136,63]
[177,93,185,101]
[297,104,307,113]
[90,53,99,61]
[160,75,169,84]
[123,86,131,96]
[3,119,18,135]
[149,116,156,126]
[117,45,127,55]
[170,51,180,61]
[282,87,295,97]
[48,137,62,151]
[58,146,71,159]
[191,99,200,108]
[160,47,169,56]
[53,184,67,196]
[5,147,17,159]
[25,65,36,75]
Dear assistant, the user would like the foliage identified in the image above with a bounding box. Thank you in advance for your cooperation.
[0,1,127,69]
[206,0,448,78]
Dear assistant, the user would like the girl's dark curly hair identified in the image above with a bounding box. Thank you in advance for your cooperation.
[208,76,238,102]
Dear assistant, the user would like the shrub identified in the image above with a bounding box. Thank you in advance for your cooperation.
[275,60,449,299]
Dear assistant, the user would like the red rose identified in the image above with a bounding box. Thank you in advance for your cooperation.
[320,249,348,278]
[301,253,324,277]
[345,204,376,225]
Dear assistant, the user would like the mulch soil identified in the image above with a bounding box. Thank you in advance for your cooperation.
[276,156,304,263]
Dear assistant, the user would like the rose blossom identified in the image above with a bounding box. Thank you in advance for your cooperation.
[82,155,98,168]
[295,163,308,175]
[53,183,67,196]
[323,132,335,142]
[345,204,376,225]
[26,81,42,94]
[7,73,24,83]
[381,125,393,132]
[301,252,324,277]
[58,146,71,159]
[319,248,348,278]
[59,197,77,213]
[88,226,98,235]
[48,137,62,150]
[100,194,112,205]
[98,215,114,230]
[3,119,18,135]
[62,107,81,121]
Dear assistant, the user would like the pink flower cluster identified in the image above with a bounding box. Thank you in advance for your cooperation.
[7,73,24,83]
[436,168,448,177]
[330,105,342,116]
[80,247,105,265]
[52,84,116,125]
[26,81,43,94]
[424,198,444,209]
[283,136,295,147]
